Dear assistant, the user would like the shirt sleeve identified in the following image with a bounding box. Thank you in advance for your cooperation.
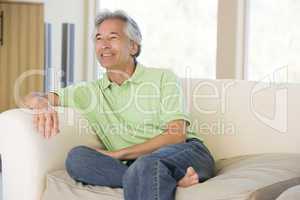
[159,70,191,127]
[51,86,69,107]
[51,82,95,110]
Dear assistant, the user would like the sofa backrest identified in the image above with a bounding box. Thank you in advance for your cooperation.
[181,79,300,160]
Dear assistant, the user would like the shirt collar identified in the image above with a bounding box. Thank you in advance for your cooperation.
[101,63,144,90]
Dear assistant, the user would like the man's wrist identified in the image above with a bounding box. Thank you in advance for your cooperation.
[22,93,47,109]
[117,148,129,160]
[33,96,50,109]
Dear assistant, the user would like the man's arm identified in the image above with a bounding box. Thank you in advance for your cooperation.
[96,71,191,159]
[96,120,188,160]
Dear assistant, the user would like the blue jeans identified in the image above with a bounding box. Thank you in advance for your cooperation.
[65,138,215,200]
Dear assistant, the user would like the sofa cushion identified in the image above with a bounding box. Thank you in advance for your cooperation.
[276,185,300,200]
[42,170,123,200]
[42,154,300,200]
[247,177,300,200]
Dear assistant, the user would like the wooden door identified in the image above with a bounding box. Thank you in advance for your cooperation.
[0,2,44,112]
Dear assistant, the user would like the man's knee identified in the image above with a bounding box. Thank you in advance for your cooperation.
[65,145,94,179]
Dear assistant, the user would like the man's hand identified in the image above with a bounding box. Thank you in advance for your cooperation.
[33,107,60,139]
[29,95,60,139]
[22,92,60,139]
[33,107,59,139]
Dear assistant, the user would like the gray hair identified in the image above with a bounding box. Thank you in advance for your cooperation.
[95,9,142,58]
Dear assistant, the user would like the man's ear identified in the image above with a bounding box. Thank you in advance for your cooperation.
[129,41,139,56]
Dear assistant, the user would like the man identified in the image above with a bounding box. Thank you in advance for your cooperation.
[23,10,215,200]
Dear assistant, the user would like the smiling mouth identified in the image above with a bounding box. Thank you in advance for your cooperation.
[101,53,114,57]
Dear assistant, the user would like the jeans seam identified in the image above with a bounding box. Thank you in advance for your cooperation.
[154,160,159,200]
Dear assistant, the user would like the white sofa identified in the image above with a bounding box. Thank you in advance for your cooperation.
[0,79,300,200]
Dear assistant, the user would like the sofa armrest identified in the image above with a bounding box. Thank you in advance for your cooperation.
[0,107,103,200]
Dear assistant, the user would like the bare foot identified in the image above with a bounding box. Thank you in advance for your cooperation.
[177,167,199,188]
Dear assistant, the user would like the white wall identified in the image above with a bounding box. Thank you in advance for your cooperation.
[44,0,87,86]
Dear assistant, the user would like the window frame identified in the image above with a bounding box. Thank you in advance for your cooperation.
[87,0,252,81]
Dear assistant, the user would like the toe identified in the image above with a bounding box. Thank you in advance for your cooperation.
[192,174,198,179]
[186,166,196,176]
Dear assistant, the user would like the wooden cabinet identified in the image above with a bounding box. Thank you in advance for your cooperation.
[0,2,44,112]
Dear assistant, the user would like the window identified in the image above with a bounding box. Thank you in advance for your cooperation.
[97,0,218,79]
[246,0,300,82]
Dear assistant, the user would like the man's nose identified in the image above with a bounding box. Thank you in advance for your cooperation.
[101,39,111,49]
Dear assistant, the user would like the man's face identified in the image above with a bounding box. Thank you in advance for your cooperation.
[95,19,137,70]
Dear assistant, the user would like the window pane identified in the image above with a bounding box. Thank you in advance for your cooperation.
[247,0,300,82]
[97,0,218,78]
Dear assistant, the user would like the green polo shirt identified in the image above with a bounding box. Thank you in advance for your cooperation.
[55,63,202,151]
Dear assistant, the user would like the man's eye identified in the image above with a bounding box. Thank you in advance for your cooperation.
[96,37,102,41]
[110,36,118,40]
